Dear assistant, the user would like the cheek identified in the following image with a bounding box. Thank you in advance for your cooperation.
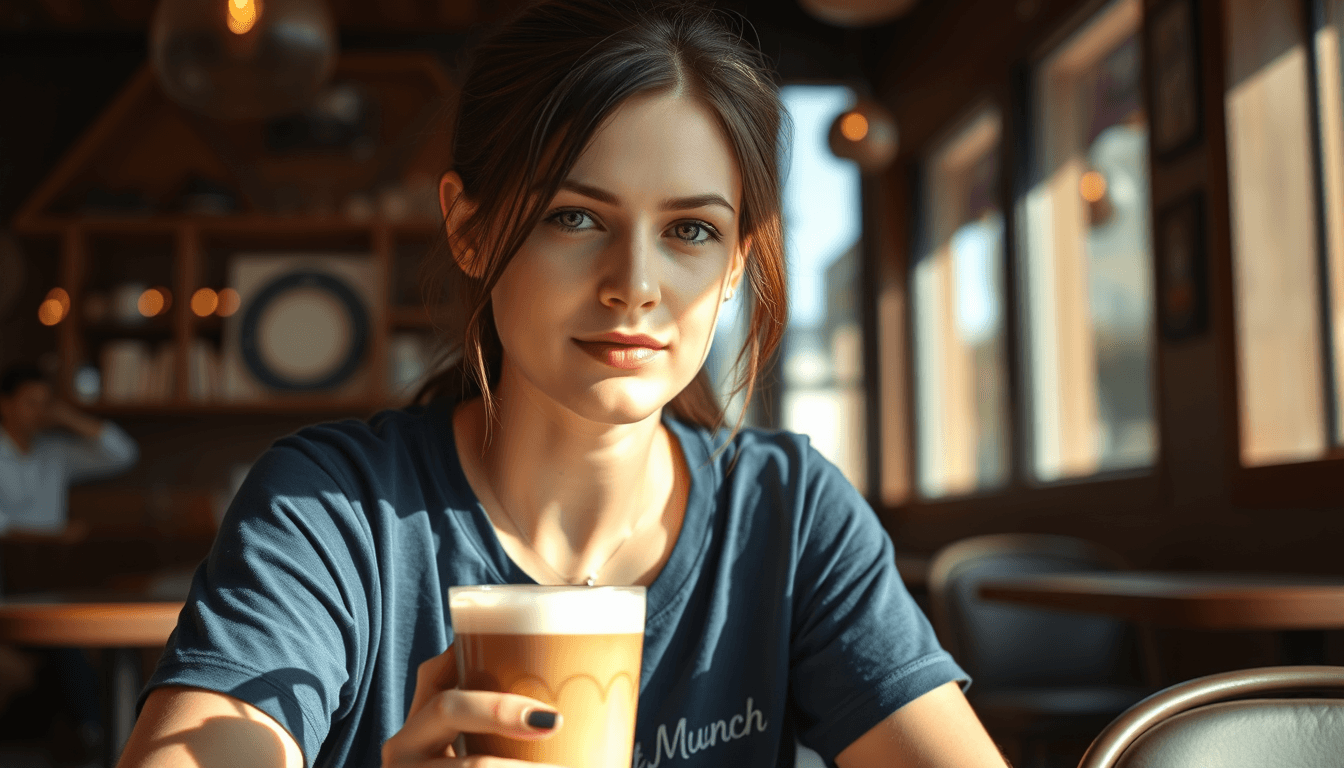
[491,254,582,345]
[671,270,731,358]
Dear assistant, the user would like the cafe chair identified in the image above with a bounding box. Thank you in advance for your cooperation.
[1077,665,1344,768]
[927,534,1155,767]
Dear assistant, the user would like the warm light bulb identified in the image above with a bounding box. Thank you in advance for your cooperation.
[138,288,167,317]
[840,112,869,142]
[38,299,66,326]
[1080,170,1108,203]
[227,0,261,35]
[152,0,335,119]
[191,287,220,317]
[46,287,71,314]
[217,288,242,317]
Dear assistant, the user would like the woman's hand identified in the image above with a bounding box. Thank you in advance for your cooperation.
[381,645,567,767]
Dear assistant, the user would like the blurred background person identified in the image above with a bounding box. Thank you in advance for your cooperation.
[0,361,139,763]
[0,362,139,537]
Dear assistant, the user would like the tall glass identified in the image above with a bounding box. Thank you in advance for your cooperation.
[448,585,646,768]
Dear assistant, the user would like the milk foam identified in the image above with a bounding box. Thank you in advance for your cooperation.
[449,585,646,635]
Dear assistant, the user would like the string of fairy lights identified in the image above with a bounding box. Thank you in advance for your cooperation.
[37,286,242,327]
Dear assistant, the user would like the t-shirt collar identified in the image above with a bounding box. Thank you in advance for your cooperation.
[429,401,719,615]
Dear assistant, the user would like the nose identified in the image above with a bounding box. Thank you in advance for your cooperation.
[598,226,661,311]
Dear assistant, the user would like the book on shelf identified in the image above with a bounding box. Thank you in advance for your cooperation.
[101,340,175,404]
[188,338,223,403]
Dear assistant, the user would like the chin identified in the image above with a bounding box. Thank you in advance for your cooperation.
[565,379,675,426]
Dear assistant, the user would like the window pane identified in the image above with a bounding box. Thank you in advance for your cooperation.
[913,109,1010,497]
[1224,0,1328,465]
[779,85,866,491]
[1318,0,1344,445]
[1022,0,1156,481]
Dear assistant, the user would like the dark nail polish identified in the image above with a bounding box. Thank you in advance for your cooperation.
[526,710,558,730]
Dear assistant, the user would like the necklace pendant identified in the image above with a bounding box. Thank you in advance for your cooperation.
[584,575,596,587]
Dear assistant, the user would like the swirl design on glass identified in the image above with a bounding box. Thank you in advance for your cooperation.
[507,671,639,705]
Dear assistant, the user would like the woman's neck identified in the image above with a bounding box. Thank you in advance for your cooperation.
[452,372,681,585]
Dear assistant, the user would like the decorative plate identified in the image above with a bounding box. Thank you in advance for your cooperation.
[239,270,369,391]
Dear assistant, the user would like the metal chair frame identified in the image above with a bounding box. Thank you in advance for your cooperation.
[1077,665,1344,768]
[927,533,1135,675]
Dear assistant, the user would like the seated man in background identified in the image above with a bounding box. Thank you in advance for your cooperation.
[0,362,139,759]
[0,362,139,536]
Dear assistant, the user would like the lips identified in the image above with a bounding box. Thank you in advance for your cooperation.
[573,333,667,370]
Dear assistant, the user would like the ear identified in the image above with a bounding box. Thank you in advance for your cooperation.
[439,171,484,278]
[727,234,750,297]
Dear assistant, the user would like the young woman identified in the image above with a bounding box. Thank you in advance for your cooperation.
[118,2,1007,766]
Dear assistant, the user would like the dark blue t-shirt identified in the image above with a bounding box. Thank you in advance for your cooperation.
[141,404,965,767]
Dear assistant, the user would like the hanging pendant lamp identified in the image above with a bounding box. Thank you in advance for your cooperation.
[828,97,899,173]
[798,0,920,27]
[151,0,338,120]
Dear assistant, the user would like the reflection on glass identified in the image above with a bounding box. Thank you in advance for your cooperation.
[914,108,1009,498]
[1023,0,1156,481]
[1318,0,1344,445]
[1225,0,1328,464]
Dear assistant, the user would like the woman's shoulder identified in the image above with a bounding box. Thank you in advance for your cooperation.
[261,404,452,488]
[668,417,838,486]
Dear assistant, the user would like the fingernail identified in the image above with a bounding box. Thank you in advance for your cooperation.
[526,709,559,730]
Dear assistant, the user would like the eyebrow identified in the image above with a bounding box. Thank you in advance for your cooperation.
[559,180,736,215]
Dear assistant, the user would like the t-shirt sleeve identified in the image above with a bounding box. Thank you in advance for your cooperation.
[139,436,372,767]
[787,444,967,763]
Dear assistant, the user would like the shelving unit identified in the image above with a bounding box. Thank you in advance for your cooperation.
[12,54,454,417]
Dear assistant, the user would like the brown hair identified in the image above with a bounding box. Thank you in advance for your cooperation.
[416,0,789,442]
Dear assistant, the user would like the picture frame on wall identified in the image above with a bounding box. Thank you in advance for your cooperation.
[1148,0,1202,158]
[1156,191,1207,340]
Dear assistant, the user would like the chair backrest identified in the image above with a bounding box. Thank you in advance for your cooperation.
[1078,665,1344,768]
[926,533,1133,689]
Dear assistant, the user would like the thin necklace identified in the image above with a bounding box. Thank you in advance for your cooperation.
[494,494,660,587]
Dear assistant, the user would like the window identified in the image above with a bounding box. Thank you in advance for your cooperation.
[913,108,1010,498]
[711,85,866,492]
[1021,0,1157,482]
[704,85,865,489]
[1224,0,1344,465]
[1322,0,1344,444]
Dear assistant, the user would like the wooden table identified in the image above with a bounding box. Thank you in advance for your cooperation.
[979,572,1344,666]
[0,596,185,767]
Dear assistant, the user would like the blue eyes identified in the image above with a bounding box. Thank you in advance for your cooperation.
[544,208,722,246]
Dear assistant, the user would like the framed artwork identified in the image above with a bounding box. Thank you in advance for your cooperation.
[1156,192,1207,340]
[1148,0,1203,158]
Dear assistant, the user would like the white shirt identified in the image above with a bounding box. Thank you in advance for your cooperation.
[0,423,139,533]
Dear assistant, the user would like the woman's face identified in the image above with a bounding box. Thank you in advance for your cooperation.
[490,91,746,426]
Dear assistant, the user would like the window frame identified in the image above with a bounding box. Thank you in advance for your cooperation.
[908,101,1013,500]
[1220,0,1344,506]
[891,0,1167,516]
[764,80,875,497]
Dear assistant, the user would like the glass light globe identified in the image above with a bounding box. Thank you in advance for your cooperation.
[151,0,338,119]
[828,98,899,172]
[798,0,919,27]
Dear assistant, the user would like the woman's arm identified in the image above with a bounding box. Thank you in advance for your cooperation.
[120,653,565,768]
[835,682,1007,768]
[116,686,306,768]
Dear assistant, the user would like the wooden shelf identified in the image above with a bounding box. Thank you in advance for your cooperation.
[10,52,454,418]
[83,319,175,339]
[86,398,398,417]
[18,215,441,236]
